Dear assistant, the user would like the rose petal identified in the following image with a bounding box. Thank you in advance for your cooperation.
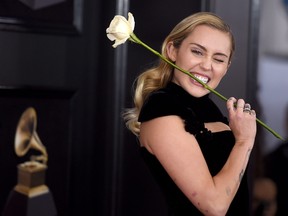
[106,12,134,48]
[128,12,135,32]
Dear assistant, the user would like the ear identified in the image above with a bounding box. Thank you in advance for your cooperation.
[166,42,177,62]
[227,60,232,68]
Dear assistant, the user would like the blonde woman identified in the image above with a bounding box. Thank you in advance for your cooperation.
[124,12,256,216]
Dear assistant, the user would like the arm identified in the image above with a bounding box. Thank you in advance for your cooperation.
[139,98,256,216]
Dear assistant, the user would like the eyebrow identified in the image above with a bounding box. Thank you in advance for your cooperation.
[190,43,229,58]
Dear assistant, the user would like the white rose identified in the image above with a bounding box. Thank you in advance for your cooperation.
[106,12,135,48]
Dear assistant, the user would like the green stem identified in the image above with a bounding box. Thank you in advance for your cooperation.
[129,33,284,141]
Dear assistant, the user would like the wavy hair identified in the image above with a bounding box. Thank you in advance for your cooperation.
[123,12,235,136]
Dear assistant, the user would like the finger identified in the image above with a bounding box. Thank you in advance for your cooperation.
[249,110,256,116]
[227,97,236,112]
[236,99,245,112]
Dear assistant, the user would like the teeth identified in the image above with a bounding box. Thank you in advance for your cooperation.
[194,74,208,84]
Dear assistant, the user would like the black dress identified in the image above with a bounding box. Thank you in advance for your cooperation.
[138,82,250,216]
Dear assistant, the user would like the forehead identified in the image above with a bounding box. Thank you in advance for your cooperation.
[185,25,231,54]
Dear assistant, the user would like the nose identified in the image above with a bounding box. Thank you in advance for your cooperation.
[200,58,212,71]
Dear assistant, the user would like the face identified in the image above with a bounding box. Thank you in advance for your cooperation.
[167,25,231,97]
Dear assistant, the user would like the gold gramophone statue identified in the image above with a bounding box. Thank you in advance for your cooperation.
[3,107,57,216]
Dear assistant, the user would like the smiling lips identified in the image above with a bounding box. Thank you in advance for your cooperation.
[191,73,209,85]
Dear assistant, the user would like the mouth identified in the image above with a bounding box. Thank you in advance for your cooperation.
[191,73,210,84]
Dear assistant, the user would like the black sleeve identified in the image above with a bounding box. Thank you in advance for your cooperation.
[138,91,207,137]
[138,91,184,122]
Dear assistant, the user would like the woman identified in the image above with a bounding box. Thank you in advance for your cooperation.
[124,12,257,216]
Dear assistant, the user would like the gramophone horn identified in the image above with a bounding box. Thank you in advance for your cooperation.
[15,107,48,164]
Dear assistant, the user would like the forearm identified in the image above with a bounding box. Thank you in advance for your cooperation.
[210,140,254,213]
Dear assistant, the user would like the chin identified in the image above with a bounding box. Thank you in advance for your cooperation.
[189,90,209,98]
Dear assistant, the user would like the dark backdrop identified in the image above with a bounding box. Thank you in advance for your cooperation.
[0,1,217,216]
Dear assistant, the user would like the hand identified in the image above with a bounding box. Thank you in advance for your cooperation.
[227,97,257,144]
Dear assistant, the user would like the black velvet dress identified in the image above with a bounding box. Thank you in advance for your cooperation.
[138,82,250,216]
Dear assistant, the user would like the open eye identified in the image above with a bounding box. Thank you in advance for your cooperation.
[192,49,203,56]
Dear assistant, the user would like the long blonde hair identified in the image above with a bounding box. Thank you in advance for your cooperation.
[123,12,235,136]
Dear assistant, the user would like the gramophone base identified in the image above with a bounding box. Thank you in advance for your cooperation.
[3,190,57,216]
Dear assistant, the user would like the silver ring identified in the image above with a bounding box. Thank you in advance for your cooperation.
[243,103,251,112]
[243,108,251,113]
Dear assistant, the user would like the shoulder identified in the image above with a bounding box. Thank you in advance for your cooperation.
[138,86,184,122]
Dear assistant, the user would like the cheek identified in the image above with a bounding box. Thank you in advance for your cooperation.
[216,66,228,77]
[174,49,191,66]
[213,68,228,83]
[172,69,188,83]
[219,71,227,79]
[176,56,192,68]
